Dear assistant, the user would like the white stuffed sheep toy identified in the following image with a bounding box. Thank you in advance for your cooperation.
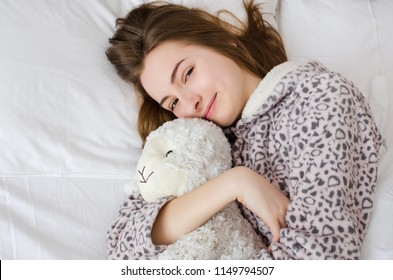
[124,118,265,259]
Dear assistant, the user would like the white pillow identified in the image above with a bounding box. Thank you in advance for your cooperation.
[277,0,384,99]
[0,0,278,178]
[178,0,278,29]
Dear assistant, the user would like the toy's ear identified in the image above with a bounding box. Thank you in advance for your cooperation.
[136,134,187,202]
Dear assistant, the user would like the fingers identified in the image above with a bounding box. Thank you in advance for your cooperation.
[271,201,288,242]
[279,214,287,228]
[269,220,281,243]
[269,214,287,243]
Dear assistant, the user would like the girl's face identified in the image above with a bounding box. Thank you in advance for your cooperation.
[140,41,261,127]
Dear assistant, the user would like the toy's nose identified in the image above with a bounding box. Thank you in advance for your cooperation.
[138,166,154,184]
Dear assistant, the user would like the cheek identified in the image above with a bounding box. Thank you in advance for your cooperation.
[192,68,214,91]
[217,94,245,126]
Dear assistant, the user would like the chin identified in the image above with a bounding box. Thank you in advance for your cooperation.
[212,118,234,128]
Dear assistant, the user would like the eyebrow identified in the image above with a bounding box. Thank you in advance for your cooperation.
[159,58,185,107]
[159,96,169,107]
[171,58,185,84]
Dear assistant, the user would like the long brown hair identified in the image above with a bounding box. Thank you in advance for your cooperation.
[106,0,287,143]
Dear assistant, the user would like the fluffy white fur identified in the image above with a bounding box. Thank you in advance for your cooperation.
[124,118,265,259]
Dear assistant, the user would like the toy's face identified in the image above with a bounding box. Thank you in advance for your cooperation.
[136,135,186,202]
[134,118,232,203]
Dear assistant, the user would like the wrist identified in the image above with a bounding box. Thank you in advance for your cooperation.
[225,166,250,203]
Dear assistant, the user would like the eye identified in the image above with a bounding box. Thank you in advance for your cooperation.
[165,150,173,157]
[184,67,194,83]
[169,99,178,111]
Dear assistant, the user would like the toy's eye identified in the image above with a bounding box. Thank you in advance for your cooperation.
[165,150,173,157]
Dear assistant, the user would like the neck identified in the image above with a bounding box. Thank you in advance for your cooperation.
[245,72,262,101]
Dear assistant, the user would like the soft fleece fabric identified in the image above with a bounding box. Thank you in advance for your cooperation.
[107,61,382,259]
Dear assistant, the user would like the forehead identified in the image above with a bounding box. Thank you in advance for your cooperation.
[140,41,189,93]
[147,41,189,63]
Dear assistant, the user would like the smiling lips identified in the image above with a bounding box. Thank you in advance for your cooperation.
[204,93,217,120]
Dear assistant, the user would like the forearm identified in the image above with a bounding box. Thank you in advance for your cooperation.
[151,167,240,245]
[151,166,289,245]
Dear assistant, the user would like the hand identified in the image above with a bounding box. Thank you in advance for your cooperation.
[232,166,290,243]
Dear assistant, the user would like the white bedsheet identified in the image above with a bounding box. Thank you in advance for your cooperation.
[0,0,392,259]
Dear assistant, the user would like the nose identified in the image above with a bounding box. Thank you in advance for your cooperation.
[180,93,202,117]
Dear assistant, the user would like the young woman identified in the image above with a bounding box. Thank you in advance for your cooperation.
[105,1,382,259]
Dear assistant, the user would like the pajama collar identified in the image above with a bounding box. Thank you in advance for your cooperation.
[242,60,304,119]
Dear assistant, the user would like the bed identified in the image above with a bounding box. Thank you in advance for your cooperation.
[0,0,392,260]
